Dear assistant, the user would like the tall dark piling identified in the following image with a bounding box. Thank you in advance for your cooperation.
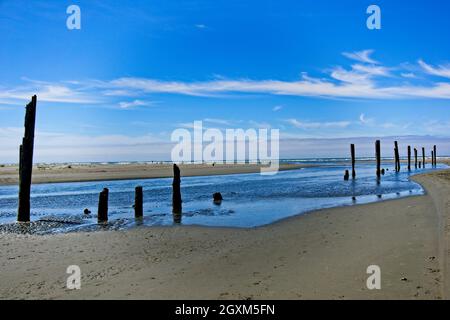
[434,145,437,166]
[414,148,418,169]
[350,144,356,179]
[431,151,434,168]
[98,188,109,222]
[422,147,426,168]
[394,141,400,172]
[17,95,37,222]
[172,164,182,223]
[375,140,381,179]
[407,146,411,171]
[135,186,143,218]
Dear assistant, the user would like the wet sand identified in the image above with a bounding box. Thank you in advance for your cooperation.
[0,163,309,186]
[0,170,448,299]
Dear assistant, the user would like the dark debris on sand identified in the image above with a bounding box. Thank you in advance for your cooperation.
[0,214,88,235]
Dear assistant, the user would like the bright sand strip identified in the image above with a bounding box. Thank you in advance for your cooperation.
[0,170,448,299]
[0,163,309,186]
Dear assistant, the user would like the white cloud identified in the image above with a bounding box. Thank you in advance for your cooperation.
[286,118,351,130]
[359,113,374,125]
[3,51,450,105]
[0,83,100,104]
[330,66,369,84]
[419,59,450,79]
[4,73,450,104]
[177,119,273,131]
[118,99,154,109]
[401,72,417,79]
[342,49,379,64]
[330,64,390,85]
[381,82,450,99]
[104,58,450,99]
[351,64,390,77]
[0,127,170,163]
[423,120,450,134]
[379,122,412,130]
[1,124,449,163]
[108,76,384,99]
[273,105,283,112]
[203,118,234,126]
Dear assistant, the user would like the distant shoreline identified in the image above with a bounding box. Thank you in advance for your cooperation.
[1,158,449,186]
[0,163,315,186]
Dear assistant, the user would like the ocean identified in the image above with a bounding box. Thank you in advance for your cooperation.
[0,160,446,234]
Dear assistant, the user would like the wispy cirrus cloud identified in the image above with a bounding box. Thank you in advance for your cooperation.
[2,50,450,105]
[105,75,450,100]
[118,99,155,109]
[99,50,449,100]
[419,59,450,79]
[359,113,374,125]
[329,64,390,84]
[285,118,351,130]
[0,126,171,163]
[0,81,101,104]
[2,125,449,163]
[176,118,272,131]
[342,49,379,64]
[401,72,417,79]
[177,118,236,130]
[203,118,235,126]
[273,105,283,112]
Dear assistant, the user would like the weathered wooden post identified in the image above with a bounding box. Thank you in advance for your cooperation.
[394,142,397,172]
[17,95,37,222]
[350,144,356,179]
[414,148,418,169]
[135,186,143,218]
[344,170,350,181]
[434,145,437,166]
[431,151,434,168]
[422,147,426,168]
[172,164,182,223]
[407,146,411,171]
[375,140,381,179]
[394,141,400,172]
[98,188,109,222]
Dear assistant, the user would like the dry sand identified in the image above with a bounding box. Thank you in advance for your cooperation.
[0,163,308,186]
[1,170,449,299]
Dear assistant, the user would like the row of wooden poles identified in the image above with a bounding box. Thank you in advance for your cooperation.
[344,140,438,180]
[97,186,142,222]
[97,164,183,223]
[16,95,185,223]
[14,96,441,223]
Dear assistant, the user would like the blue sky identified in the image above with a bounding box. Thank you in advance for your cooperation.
[1,0,450,162]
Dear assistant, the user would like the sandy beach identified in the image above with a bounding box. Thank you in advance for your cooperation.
[0,163,309,186]
[0,169,448,300]
[3,0,450,304]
